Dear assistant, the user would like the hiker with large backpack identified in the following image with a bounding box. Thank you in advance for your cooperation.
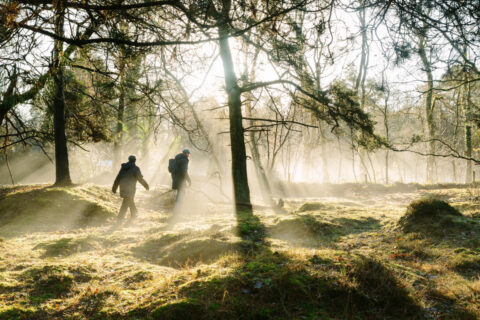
[169,149,191,207]
[112,155,149,222]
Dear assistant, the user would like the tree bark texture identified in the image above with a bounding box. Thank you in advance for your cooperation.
[114,57,125,169]
[464,70,473,183]
[53,0,72,186]
[418,34,436,183]
[218,26,251,210]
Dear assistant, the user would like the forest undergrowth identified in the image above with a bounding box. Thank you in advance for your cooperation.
[0,184,479,319]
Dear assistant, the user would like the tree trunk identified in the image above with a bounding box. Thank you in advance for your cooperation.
[418,34,436,183]
[337,136,342,183]
[218,26,251,211]
[452,160,457,183]
[383,88,390,184]
[367,152,376,183]
[465,126,472,183]
[356,2,371,183]
[53,1,72,186]
[350,128,358,183]
[320,125,329,183]
[113,57,125,169]
[385,150,389,184]
[464,70,473,183]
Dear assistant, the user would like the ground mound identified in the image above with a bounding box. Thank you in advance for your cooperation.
[398,198,476,236]
[19,264,94,301]
[268,215,338,244]
[0,185,116,237]
[297,202,325,212]
[33,235,114,257]
[132,232,239,268]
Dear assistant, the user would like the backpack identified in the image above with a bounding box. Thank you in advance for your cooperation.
[168,158,176,173]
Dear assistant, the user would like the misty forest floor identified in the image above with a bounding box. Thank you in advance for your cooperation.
[0,183,479,319]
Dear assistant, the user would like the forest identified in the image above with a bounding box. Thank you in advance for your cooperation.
[0,1,480,319]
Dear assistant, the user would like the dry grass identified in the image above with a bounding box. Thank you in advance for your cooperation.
[0,184,479,319]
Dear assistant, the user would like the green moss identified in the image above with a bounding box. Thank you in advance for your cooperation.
[237,209,266,251]
[151,299,204,320]
[0,307,38,320]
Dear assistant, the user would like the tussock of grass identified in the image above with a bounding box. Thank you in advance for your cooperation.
[297,202,325,212]
[448,251,480,276]
[33,236,101,257]
[21,265,74,300]
[0,185,115,237]
[132,233,239,268]
[397,238,435,260]
[76,287,119,317]
[123,270,153,285]
[160,238,238,267]
[398,198,476,236]
[269,214,338,242]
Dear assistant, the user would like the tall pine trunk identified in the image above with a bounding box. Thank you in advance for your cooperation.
[464,67,473,183]
[218,26,251,211]
[53,1,72,186]
[383,89,391,184]
[113,57,125,169]
[320,125,330,183]
[418,34,436,183]
[356,1,371,183]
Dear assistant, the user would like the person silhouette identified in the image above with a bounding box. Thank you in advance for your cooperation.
[171,149,191,209]
[112,155,149,221]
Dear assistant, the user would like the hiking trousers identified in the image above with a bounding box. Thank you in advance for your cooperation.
[173,187,186,214]
[175,187,185,204]
[118,197,137,219]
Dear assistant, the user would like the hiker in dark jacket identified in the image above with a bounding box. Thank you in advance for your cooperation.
[112,155,149,221]
[171,149,191,204]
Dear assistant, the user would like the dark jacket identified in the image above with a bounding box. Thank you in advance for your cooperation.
[172,153,190,190]
[112,161,149,198]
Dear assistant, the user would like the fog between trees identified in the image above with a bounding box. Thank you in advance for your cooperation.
[1,0,480,211]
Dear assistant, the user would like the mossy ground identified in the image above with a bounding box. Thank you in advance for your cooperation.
[0,184,479,319]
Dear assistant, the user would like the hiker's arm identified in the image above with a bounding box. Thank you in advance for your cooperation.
[112,171,121,193]
[139,177,149,190]
[136,169,150,190]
